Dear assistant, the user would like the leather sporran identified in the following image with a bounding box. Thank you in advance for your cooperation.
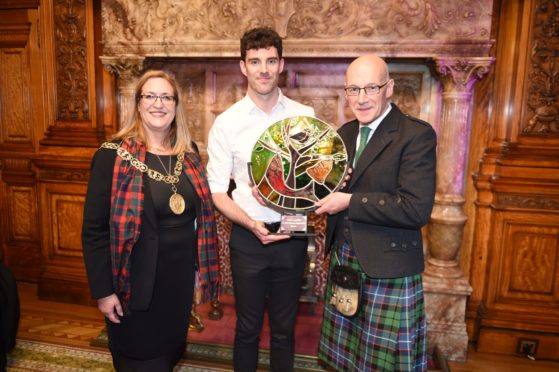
[329,264,362,317]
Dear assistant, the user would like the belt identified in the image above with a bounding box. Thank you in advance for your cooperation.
[264,221,281,233]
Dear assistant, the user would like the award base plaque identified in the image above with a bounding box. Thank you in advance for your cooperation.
[278,213,317,236]
[248,116,348,237]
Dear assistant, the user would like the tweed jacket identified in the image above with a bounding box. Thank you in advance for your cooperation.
[326,104,437,278]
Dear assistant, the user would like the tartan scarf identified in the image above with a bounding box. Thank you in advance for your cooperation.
[109,139,220,313]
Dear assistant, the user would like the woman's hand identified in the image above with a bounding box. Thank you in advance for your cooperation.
[97,293,123,323]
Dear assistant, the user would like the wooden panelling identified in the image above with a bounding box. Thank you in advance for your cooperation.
[0,9,34,152]
[0,48,33,145]
[0,1,40,9]
[503,226,557,298]
[1,183,40,281]
[50,194,85,257]
[469,0,559,359]
[0,7,41,278]
[0,1,103,304]
[6,186,36,242]
[478,329,559,360]
[487,212,559,313]
[37,179,90,304]
[0,9,31,47]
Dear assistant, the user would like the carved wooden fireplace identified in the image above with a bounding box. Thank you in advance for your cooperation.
[94,0,496,362]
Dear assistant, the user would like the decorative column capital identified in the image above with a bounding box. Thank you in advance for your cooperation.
[99,56,145,80]
[99,56,145,129]
[434,57,495,92]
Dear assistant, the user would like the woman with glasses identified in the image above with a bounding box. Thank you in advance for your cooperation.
[82,70,220,371]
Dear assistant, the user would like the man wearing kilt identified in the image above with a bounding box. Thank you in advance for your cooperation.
[315,55,437,371]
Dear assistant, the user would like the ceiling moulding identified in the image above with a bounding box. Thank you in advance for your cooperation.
[100,0,494,58]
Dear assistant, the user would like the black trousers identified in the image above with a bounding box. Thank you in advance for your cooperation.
[110,344,183,372]
[230,224,308,372]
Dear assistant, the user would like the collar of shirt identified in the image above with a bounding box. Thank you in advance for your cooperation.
[239,88,287,116]
[358,102,393,143]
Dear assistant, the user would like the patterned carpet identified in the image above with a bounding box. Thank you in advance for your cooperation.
[7,340,232,372]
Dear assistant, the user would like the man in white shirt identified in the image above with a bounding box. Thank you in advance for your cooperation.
[206,27,315,372]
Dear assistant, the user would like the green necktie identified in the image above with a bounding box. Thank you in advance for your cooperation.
[354,126,372,165]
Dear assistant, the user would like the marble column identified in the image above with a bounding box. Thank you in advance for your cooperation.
[424,57,494,362]
[99,56,146,127]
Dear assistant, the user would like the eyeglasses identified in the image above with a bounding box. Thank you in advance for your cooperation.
[344,81,390,96]
[139,94,177,104]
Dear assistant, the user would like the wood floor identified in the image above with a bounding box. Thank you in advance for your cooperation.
[15,282,559,371]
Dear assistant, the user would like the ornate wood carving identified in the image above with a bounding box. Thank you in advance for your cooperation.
[53,0,89,121]
[523,0,559,134]
[40,0,105,148]
[288,0,489,39]
[391,73,424,118]
[33,158,91,182]
[497,194,559,210]
[100,0,493,57]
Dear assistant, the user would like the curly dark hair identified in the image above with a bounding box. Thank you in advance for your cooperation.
[240,27,283,61]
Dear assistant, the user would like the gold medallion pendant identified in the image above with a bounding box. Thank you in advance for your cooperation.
[170,192,186,215]
[102,143,188,215]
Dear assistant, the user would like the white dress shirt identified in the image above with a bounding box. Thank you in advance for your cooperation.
[355,103,393,149]
[207,89,315,222]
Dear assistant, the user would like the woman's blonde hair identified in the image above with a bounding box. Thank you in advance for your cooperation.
[112,70,193,153]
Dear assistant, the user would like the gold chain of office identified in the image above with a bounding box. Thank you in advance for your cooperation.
[100,142,184,183]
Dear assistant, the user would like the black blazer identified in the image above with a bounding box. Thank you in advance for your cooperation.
[81,148,160,311]
[326,104,437,278]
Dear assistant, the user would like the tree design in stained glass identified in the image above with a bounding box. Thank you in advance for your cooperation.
[249,116,348,212]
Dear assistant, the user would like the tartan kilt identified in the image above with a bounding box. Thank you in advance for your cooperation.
[318,241,427,372]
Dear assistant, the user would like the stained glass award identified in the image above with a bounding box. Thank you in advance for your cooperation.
[248,116,348,236]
